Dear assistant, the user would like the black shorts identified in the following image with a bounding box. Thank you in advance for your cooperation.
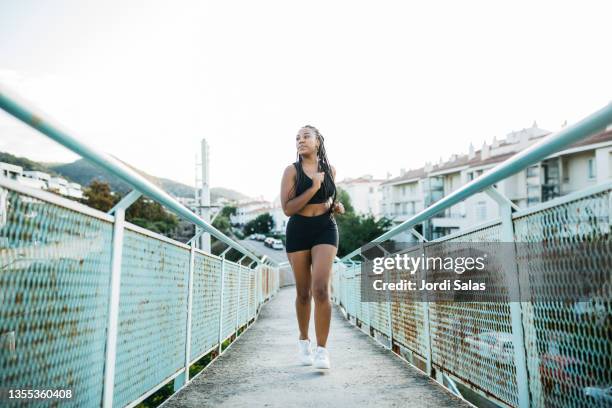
[285,212,339,253]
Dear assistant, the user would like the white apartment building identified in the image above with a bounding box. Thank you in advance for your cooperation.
[0,163,84,199]
[47,177,70,196]
[380,168,427,221]
[0,162,23,180]
[228,196,289,234]
[230,198,269,226]
[336,175,384,217]
[380,168,428,243]
[22,171,51,190]
[380,123,612,240]
[67,182,84,199]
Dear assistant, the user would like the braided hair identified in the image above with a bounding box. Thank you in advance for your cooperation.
[293,125,337,214]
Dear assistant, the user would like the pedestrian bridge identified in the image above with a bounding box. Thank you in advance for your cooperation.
[1,87,611,408]
[163,286,468,408]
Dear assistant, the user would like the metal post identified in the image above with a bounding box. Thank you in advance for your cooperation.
[423,300,433,376]
[107,190,142,215]
[199,139,211,252]
[185,241,195,375]
[102,189,144,408]
[247,260,256,321]
[102,206,126,408]
[247,267,251,323]
[348,260,356,307]
[258,263,263,305]
[217,255,226,354]
[174,240,196,391]
[255,263,260,312]
[375,244,394,349]
[420,241,433,376]
[409,228,428,242]
[186,227,204,246]
[383,265,394,350]
[485,187,530,408]
[235,255,246,330]
[235,262,244,332]
[357,254,369,324]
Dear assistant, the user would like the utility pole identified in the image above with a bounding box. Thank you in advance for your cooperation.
[195,139,211,252]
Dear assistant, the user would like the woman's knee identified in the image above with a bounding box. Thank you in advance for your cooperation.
[295,288,312,304]
[311,282,329,302]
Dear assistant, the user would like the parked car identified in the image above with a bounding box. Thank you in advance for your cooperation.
[255,234,266,241]
[272,239,284,250]
[464,331,514,364]
[264,237,274,247]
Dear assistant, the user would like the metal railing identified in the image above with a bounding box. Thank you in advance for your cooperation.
[333,102,612,408]
[0,84,280,408]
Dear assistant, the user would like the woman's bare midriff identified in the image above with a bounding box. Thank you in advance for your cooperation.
[297,201,332,217]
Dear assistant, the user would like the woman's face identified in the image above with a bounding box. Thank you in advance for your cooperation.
[296,127,319,156]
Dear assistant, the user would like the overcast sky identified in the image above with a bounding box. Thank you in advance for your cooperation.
[1,0,611,202]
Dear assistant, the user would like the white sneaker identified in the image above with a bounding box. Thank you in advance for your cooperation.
[312,346,330,369]
[297,338,313,365]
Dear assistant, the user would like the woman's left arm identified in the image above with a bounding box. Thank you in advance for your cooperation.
[331,165,345,214]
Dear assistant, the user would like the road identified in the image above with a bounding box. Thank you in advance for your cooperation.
[238,239,288,265]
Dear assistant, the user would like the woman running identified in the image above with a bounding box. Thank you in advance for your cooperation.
[280,125,345,369]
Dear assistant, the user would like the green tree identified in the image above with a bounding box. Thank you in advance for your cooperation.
[335,187,354,214]
[333,189,393,257]
[80,179,119,212]
[220,206,237,218]
[336,213,393,257]
[243,213,275,235]
[81,180,178,236]
[212,214,231,236]
[126,197,178,235]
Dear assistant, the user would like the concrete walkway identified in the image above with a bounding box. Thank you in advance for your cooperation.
[163,286,469,408]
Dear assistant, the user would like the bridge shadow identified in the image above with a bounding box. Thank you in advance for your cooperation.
[162,286,468,408]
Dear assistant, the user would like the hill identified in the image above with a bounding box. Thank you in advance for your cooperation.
[0,152,61,175]
[1,152,249,201]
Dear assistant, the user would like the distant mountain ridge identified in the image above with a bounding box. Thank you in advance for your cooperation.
[1,152,248,201]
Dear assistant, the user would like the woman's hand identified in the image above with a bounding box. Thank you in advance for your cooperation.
[332,201,345,214]
[310,172,325,190]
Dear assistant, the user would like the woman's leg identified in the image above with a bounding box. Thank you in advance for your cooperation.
[310,243,337,347]
[287,250,312,340]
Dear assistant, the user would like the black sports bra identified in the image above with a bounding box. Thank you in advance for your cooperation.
[293,161,335,204]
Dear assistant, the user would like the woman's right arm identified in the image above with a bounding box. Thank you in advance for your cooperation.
[280,164,319,216]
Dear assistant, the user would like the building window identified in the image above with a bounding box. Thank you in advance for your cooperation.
[587,158,597,179]
[408,202,415,215]
[467,172,474,181]
[526,165,539,178]
[476,201,487,221]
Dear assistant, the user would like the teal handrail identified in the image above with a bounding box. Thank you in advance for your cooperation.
[0,84,262,263]
[342,101,612,261]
